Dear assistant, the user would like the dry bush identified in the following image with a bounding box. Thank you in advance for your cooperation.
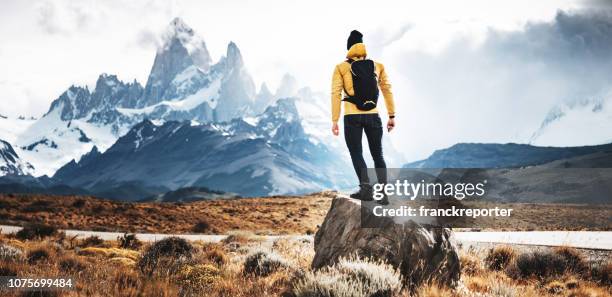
[176,263,221,291]
[553,246,587,274]
[78,235,109,248]
[545,280,566,294]
[272,238,314,270]
[243,250,293,277]
[459,253,483,276]
[138,236,194,277]
[200,243,228,266]
[463,275,491,293]
[117,233,142,250]
[0,260,19,276]
[0,244,24,262]
[15,223,57,240]
[58,254,88,273]
[292,257,402,297]
[192,220,211,233]
[26,246,54,264]
[511,251,569,279]
[222,231,256,245]
[72,198,86,208]
[485,245,516,271]
[487,280,523,297]
[589,261,611,286]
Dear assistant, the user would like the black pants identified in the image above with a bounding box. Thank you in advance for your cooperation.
[344,113,387,185]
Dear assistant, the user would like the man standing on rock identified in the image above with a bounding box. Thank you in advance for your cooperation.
[331,30,395,204]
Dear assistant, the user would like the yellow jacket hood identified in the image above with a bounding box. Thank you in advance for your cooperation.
[346,43,367,59]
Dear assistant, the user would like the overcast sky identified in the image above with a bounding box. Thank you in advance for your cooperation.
[1,0,611,161]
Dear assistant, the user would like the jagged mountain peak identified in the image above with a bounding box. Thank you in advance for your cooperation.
[225,41,244,69]
[0,139,34,176]
[276,73,298,98]
[160,17,211,70]
[259,82,272,95]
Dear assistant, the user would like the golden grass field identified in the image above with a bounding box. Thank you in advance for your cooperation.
[0,192,610,233]
[0,193,610,296]
[0,228,610,297]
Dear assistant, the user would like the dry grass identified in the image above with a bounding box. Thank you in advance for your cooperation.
[485,245,516,271]
[1,192,610,234]
[0,192,336,235]
[0,229,609,296]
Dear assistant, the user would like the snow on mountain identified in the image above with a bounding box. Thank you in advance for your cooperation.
[15,104,118,176]
[54,98,353,198]
[530,90,612,146]
[0,114,36,144]
[275,73,298,99]
[15,18,259,176]
[0,139,34,176]
[253,83,275,114]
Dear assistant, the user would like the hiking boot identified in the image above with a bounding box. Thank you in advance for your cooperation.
[376,193,389,205]
[350,185,373,201]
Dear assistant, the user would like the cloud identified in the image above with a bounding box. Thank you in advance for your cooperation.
[35,0,103,35]
[383,9,612,160]
[135,29,162,50]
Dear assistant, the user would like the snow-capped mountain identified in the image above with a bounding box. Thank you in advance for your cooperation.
[530,89,612,146]
[0,140,34,176]
[54,98,353,198]
[12,18,260,176]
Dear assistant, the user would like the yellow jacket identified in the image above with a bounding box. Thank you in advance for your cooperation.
[331,43,395,123]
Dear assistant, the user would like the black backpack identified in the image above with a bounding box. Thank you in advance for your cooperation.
[343,59,379,111]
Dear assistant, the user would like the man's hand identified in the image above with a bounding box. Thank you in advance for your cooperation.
[387,118,395,132]
[332,122,339,136]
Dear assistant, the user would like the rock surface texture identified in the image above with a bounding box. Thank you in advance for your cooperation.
[312,196,461,289]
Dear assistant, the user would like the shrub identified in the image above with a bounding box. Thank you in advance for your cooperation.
[78,235,108,248]
[545,280,565,294]
[513,251,567,279]
[72,199,86,208]
[192,220,211,233]
[460,253,482,276]
[485,245,516,271]
[22,200,53,213]
[138,237,194,276]
[117,233,142,250]
[243,250,292,277]
[488,281,520,297]
[292,257,402,297]
[112,268,140,290]
[222,232,252,245]
[0,261,18,276]
[201,243,228,266]
[58,255,87,273]
[177,264,221,290]
[553,246,587,274]
[0,244,24,262]
[590,261,611,285]
[15,224,57,241]
[27,247,52,264]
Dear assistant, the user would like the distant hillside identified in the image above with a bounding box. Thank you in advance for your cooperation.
[142,186,238,203]
[404,142,612,168]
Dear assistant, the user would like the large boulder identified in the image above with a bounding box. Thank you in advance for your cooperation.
[312,196,461,289]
